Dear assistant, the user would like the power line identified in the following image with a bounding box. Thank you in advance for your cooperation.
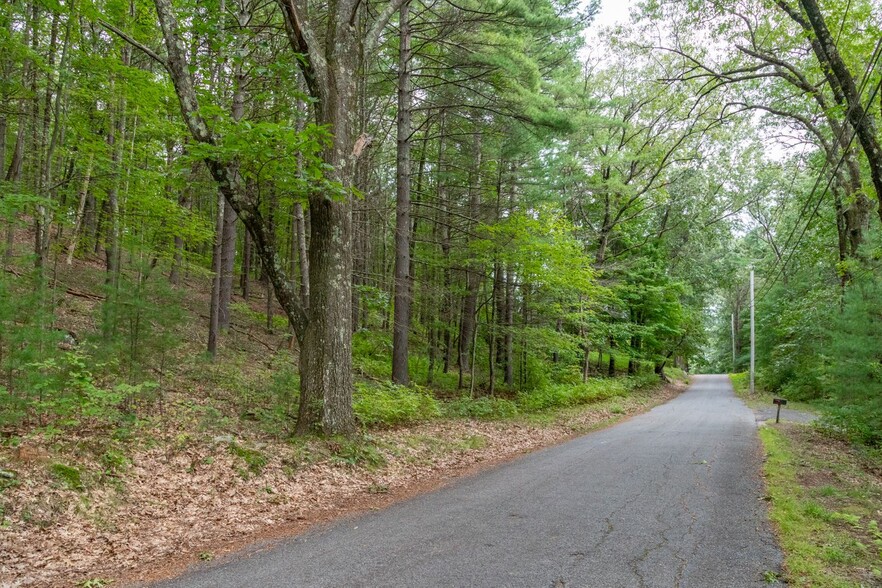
[758,37,882,295]
[754,38,882,302]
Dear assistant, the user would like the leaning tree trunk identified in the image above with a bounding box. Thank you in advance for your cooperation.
[781,0,882,219]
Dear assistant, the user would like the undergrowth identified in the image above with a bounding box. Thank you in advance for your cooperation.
[760,425,882,587]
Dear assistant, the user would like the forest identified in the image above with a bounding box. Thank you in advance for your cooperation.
[1,0,882,583]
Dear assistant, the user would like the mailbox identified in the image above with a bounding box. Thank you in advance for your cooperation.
[773,398,787,423]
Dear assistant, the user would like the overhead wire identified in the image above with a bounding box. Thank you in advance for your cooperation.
[757,37,882,294]
[753,37,882,302]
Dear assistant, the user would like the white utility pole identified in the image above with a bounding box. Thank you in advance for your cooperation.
[731,312,736,369]
[750,269,755,395]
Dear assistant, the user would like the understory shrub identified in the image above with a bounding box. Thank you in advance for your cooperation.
[443,396,520,419]
[516,378,630,412]
[515,373,661,413]
[354,382,441,428]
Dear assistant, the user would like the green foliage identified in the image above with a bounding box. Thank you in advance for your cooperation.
[729,372,749,395]
[0,268,62,426]
[516,374,659,413]
[49,463,84,491]
[98,259,185,386]
[230,302,288,331]
[228,443,268,475]
[516,378,630,412]
[77,579,113,588]
[99,449,129,476]
[825,275,882,446]
[353,382,441,428]
[353,331,398,381]
[443,396,520,420]
[327,437,386,469]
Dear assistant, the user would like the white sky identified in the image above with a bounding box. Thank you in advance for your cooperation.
[581,0,636,60]
[593,0,634,28]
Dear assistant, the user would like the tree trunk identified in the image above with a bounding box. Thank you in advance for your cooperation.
[170,162,197,286]
[458,132,483,375]
[582,344,590,382]
[66,154,94,264]
[240,224,251,297]
[102,72,128,339]
[207,194,224,357]
[293,201,309,307]
[3,121,25,264]
[218,202,237,329]
[785,0,882,220]
[391,1,412,385]
[503,264,514,386]
[437,112,452,374]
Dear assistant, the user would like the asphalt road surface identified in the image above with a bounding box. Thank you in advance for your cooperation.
[155,374,781,588]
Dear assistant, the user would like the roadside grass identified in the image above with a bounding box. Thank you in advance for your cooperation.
[759,424,882,587]
[729,372,817,414]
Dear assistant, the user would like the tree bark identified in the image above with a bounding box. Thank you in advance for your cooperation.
[782,0,882,218]
[128,0,409,436]
[207,194,224,357]
[458,132,483,378]
[66,154,94,265]
[391,0,412,385]
[240,222,251,297]
[293,201,309,307]
[218,202,237,329]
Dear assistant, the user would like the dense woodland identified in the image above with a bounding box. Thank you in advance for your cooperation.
[0,0,881,444]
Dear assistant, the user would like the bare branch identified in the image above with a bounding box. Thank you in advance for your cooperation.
[98,19,167,69]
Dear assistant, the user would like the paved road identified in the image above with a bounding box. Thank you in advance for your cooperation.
[154,375,781,588]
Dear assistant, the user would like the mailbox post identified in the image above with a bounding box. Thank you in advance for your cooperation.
[773,398,787,424]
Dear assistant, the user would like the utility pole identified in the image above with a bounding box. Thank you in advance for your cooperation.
[731,312,736,369]
[750,269,755,395]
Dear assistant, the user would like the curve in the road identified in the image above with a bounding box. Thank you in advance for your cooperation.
[153,374,781,588]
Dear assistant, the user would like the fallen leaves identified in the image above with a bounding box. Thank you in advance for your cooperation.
[0,384,680,588]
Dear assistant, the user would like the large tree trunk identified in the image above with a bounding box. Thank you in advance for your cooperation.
[391,1,412,385]
[782,0,882,219]
[136,0,408,436]
[297,193,354,434]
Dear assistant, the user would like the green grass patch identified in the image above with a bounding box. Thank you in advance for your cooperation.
[228,443,268,475]
[729,372,818,415]
[49,462,84,491]
[759,424,882,587]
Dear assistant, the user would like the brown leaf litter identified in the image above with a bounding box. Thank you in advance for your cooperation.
[0,383,682,588]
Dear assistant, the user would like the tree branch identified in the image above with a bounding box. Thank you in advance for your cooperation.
[98,19,168,70]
